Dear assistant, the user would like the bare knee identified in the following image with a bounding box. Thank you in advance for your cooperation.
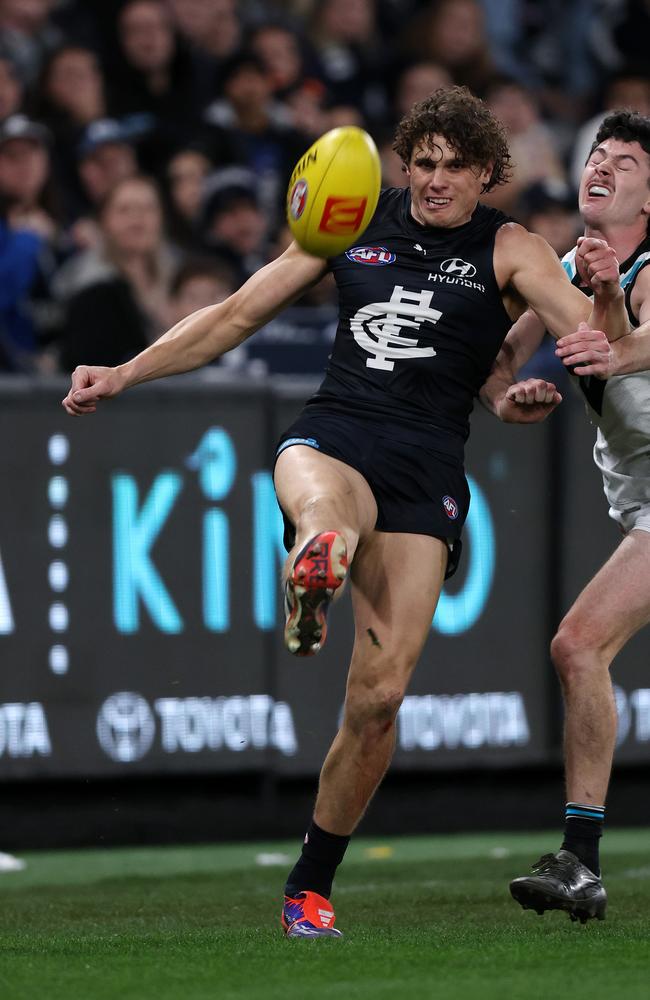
[344,655,412,739]
[294,494,359,554]
[551,618,609,687]
[344,685,405,740]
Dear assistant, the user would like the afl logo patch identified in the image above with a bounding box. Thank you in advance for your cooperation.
[440,258,477,277]
[442,495,459,520]
[289,180,308,220]
[346,246,396,266]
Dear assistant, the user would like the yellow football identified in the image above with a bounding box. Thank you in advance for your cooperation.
[286,126,381,258]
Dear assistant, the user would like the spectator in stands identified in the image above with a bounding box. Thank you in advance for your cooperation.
[163,145,212,252]
[376,130,406,188]
[202,51,309,224]
[285,77,329,138]
[107,0,210,166]
[166,256,236,326]
[69,117,140,245]
[518,178,580,258]
[310,0,393,122]
[37,45,106,135]
[0,0,64,86]
[403,0,496,96]
[480,0,600,119]
[55,175,177,371]
[603,0,650,76]
[167,0,243,64]
[484,76,567,214]
[250,21,320,101]
[569,69,650,188]
[34,45,108,222]
[308,0,387,122]
[0,114,61,244]
[198,167,269,283]
[0,54,24,120]
[391,61,452,124]
[0,193,44,371]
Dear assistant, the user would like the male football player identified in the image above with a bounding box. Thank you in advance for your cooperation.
[62,88,626,937]
[483,110,650,924]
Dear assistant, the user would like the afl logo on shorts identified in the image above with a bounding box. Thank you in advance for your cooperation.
[442,495,459,520]
[346,246,396,266]
[289,180,308,220]
[440,258,477,277]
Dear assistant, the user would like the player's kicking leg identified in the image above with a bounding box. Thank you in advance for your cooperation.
[510,528,650,922]
[281,531,448,937]
[274,445,378,656]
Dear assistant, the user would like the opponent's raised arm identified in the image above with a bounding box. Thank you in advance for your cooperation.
[62,243,328,415]
[556,264,650,377]
[496,224,628,343]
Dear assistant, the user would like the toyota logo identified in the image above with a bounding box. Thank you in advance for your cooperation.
[440,258,477,277]
[97,692,155,763]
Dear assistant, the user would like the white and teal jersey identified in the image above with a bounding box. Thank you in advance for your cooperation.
[562,239,650,513]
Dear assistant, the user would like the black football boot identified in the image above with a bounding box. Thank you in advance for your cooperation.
[509,850,607,924]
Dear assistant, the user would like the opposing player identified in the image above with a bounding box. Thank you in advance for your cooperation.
[483,110,650,923]
[62,88,627,938]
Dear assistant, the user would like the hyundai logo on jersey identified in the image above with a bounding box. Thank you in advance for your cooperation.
[440,258,477,277]
[345,246,396,266]
[443,495,459,519]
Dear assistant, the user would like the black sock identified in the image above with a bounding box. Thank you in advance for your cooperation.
[561,802,605,876]
[285,819,350,900]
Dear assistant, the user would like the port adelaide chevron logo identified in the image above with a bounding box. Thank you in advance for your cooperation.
[346,246,396,266]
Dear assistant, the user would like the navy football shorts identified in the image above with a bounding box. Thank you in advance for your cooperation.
[274,406,470,580]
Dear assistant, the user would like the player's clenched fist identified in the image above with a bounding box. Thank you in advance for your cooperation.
[61,365,127,416]
[576,236,620,297]
[497,378,562,423]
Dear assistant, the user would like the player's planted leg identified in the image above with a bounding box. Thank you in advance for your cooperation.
[510,531,650,921]
[282,532,448,937]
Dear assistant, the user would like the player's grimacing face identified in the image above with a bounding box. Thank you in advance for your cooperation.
[405,136,492,228]
[579,138,650,229]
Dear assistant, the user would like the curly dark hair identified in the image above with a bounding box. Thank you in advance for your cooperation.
[393,85,512,192]
[592,110,650,165]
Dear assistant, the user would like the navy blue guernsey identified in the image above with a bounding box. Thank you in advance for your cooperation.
[306,187,513,446]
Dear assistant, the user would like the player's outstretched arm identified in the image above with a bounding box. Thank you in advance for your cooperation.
[62,243,328,415]
[480,310,561,423]
[495,224,628,344]
[556,266,650,377]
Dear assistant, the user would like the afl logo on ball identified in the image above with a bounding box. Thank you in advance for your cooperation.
[289,180,308,220]
[346,246,396,266]
[442,495,459,520]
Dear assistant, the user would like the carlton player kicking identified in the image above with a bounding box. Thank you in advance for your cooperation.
[62,87,627,938]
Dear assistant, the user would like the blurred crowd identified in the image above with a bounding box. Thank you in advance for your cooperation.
[0,0,649,376]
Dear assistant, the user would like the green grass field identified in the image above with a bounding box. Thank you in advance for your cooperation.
[1,829,649,1000]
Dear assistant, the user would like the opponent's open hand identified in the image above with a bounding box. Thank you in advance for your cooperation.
[555,321,614,379]
[576,236,620,298]
[497,378,562,423]
[61,365,126,415]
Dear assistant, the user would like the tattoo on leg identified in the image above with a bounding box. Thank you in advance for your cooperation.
[367,627,382,648]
